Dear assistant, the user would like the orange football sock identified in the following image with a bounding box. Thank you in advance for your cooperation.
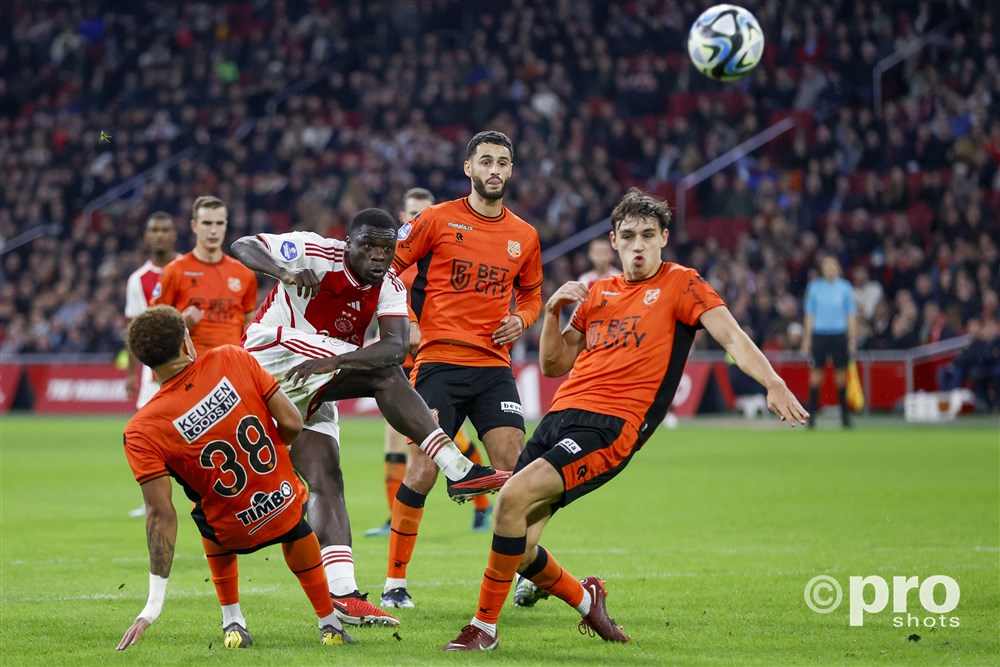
[282,533,335,618]
[522,545,584,607]
[474,534,527,625]
[387,484,425,579]
[202,537,240,606]
[384,453,406,512]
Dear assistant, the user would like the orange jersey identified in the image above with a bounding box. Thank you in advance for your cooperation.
[552,263,725,438]
[152,252,258,356]
[397,264,419,368]
[392,197,543,366]
[124,345,306,552]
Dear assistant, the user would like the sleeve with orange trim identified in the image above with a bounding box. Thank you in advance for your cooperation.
[391,210,434,274]
[674,268,726,326]
[123,424,170,485]
[512,236,544,329]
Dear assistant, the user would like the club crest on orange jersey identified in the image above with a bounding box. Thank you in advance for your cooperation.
[644,288,661,305]
[507,240,521,258]
[228,277,242,293]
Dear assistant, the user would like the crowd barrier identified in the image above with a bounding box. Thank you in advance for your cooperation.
[0,338,967,417]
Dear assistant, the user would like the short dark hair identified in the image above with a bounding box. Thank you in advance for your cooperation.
[192,195,225,219]
[126,305,187,368]
[146,211,173,229]
[610,188,672,232]
[466,130,514,161]
[402,187,435,204]
[349,208,398,236]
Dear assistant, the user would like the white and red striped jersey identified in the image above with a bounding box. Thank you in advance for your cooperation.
[125,258,175,318]
[251,231,407,347]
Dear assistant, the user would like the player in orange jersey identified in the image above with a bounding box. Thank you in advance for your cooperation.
[380,131,544,610]
[364,187,493,540]
[444,188,809,651]
[117,306,353,651]
[151,195,257,356]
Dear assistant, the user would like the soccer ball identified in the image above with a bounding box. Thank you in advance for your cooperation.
[687,4,764,82]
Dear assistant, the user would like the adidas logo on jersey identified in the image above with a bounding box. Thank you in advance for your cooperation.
[347,301,361,311]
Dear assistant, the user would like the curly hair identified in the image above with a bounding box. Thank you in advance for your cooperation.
[126,305,187,368]
[610,187,672,232]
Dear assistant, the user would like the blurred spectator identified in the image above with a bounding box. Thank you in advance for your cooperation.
[577,236,622,288]
[0,0,996,362]
[938,319,1000,411]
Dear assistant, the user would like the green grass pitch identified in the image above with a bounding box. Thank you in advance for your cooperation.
[1,415,997,665]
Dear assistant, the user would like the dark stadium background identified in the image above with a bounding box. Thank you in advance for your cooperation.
[0,0,997,415]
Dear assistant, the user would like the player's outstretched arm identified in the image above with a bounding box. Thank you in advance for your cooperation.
[117,477,177,650]
[699,306,810,426]
[539,281,589,377]
[231,236,321,299]
[285,315,408,386]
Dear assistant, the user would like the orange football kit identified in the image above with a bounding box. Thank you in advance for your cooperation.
[152,253,258,356]
[124,345,306,552]
[392,197,544,368]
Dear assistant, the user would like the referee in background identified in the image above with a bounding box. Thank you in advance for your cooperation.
[801,256,857,428]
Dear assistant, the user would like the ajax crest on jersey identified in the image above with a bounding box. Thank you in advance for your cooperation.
[687,4,764,82]
[280,240,298,260]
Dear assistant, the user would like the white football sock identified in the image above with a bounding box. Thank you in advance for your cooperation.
[575,588,592,617]
[221,603,246,628]
[419,428,472,481]
[318,610,342,630]
[470,617,497,637]
[384,577,407,593]
[321,545,358,596]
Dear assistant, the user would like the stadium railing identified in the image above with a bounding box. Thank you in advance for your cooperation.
[674,116,798,233]
[689,336,973,414]
[872,16,959,118]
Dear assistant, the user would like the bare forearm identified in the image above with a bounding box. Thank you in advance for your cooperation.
[332,336,407,370]
[145,511,177,578]
[539,309,574,377]
[726,329,785,390]
[231,238,285,280]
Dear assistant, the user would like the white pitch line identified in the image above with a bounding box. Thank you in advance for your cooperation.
[2,586,284,604]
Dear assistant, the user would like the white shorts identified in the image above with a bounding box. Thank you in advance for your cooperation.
[136,365,159,409]
[244,324,356,442]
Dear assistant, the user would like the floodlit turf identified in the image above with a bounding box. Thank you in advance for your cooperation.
[1,414,997,665]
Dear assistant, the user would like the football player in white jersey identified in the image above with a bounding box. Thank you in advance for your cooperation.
[124,212,179,407]
[231,208,510,629]
[124,212,179,519]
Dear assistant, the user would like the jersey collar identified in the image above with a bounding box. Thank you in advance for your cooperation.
[342,257,372,290]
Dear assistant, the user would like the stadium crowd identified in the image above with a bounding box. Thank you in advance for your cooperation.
[0,0,997,399]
